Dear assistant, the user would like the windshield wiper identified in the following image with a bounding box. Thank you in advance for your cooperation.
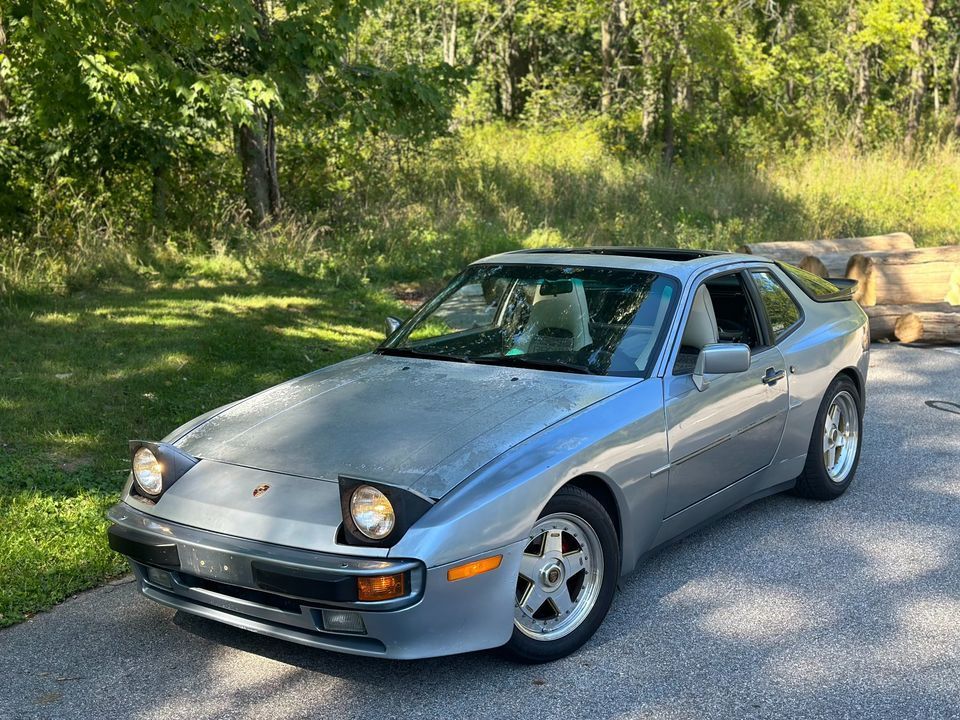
[376,347,474,364]
[473,355,595,375]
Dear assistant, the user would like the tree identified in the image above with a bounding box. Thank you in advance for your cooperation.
[4,0,460,228]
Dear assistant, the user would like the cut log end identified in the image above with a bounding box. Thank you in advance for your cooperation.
[845,254,876,306]
[894,310,960,344]
[798,255,829,278]
[845,247,960,307]
[894,314,924,343]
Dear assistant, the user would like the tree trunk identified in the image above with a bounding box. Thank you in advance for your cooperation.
[738,233,915,265]
[0,14,7,121]
[237,0,280,227]
[852,53,869,146]
[265,111,280,215]
[600,17,614,112]
[933,56,941,116]
[496,2,530,120]
[905,37,926,148]
[441,2,458,66]
[497,1,518,118]
[601,1,632,114]
[640,40,656,143]
[498,33,515,118]
[949,43,960,137]
[151,161,169,226]
[863,303,955,341]
[784,5,796,104]
[895,310,960,343]
[905,0,938,149]
[661,60,675,166]
[846,246,960,307]
[239,118,272,228]
[846,3,869,146]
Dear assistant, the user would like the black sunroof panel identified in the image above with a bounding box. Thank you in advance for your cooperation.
[510,246,729,261]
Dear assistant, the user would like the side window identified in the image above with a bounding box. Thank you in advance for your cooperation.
[672,274,762,376]
[750,271,801,340]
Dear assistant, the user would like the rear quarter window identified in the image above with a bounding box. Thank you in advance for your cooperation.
[750,270,802,340]
[779,263,842,299]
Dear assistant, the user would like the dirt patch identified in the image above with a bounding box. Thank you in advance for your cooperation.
[391,281,445,309]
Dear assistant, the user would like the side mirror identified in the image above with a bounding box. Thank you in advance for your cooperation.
[385,316,403,338]
[693,343,751,391]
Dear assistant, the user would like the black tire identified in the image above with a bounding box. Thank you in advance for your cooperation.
[793,375,863,500]
[502,485,619,663]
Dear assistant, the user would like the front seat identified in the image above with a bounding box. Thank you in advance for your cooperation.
[674,285,718,374]
[514,280,592,354]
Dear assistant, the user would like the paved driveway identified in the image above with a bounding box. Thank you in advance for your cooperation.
[2,344,959,720]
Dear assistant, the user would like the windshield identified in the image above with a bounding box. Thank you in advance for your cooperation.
[381,264,679,377]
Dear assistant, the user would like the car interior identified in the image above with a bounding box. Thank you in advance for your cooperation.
[673,273,763,375]
[512,280,593,355]
[406,273,675,376]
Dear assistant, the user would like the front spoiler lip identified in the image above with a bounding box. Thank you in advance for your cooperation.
[108,503,524,659]
[106,503,426,611]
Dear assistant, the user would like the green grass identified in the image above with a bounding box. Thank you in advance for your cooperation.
[4,125,957,298]
[330,125,959,285]
[0,278,402,626]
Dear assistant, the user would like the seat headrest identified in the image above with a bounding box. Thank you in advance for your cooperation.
[514,279,592,353]
[681,285,718,350]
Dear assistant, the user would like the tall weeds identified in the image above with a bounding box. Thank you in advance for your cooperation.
[2,126,958,295]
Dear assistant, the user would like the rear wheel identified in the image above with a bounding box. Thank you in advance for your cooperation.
[794,376,862,500]
[503,485,619,663]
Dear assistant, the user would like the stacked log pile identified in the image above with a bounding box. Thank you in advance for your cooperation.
[739,233,960,344]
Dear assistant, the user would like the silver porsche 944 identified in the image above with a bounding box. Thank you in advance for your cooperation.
[108,247,869,662]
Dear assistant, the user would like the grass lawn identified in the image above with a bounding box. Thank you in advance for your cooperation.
[0,277,403,627]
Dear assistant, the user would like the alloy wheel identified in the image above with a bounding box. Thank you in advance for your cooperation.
[514,513,604,642]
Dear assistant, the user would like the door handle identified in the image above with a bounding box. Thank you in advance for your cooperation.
[761,367,786,386]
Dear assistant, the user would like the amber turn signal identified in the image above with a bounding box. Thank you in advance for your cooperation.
[357,573,406,601]
[446,554,502,582]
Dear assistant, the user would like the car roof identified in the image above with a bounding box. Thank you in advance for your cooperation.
[473,246,764,281]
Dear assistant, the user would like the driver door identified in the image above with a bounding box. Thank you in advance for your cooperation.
[663,272,789,516]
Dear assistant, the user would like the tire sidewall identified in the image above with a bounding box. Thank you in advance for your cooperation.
[810,377,863,497]
[504,486,619,663]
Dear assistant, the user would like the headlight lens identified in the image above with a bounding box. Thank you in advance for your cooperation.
[132,447,164,495]
[349,485,395,539]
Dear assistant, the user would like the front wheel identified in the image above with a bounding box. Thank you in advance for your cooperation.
[794,376,863,500]
[503,485,619,663]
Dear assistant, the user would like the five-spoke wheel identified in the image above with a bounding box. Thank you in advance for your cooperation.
[514,513,604,642]
[795,375,863,499]
[504,485,618,663]
[822,390,859,483]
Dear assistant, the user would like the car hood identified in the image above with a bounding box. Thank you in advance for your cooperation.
[172,353,637,499]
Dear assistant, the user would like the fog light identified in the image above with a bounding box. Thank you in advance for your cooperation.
[321,609,366,634]
[356,573,406,601]
[145,566,173,589]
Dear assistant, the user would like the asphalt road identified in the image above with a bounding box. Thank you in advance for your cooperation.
[2,344,960,720]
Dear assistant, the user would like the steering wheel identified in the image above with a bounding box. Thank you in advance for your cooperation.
[717,318,747,343]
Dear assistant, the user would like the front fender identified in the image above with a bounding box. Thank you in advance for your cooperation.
[390,380,669,577]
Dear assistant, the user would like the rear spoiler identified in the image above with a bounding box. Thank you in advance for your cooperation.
[818,278,858,302]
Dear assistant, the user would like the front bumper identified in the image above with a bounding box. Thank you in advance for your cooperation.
[107,504,522,659]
